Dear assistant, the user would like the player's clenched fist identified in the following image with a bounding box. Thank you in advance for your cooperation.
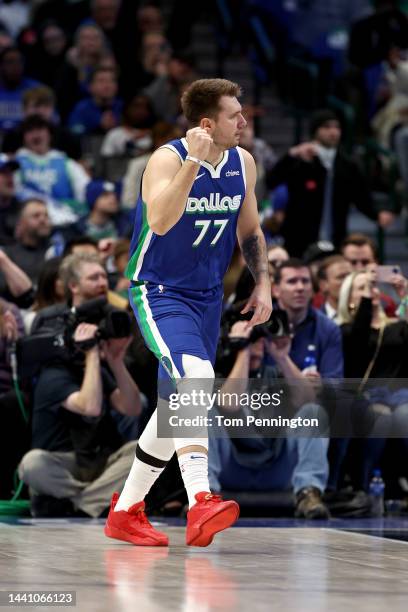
[186,127,213,161]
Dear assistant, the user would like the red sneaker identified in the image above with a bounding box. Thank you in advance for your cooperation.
[104,492,169,547]
[186,492,239,547]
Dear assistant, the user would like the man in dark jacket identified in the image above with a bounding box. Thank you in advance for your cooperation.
[266,109,395,257]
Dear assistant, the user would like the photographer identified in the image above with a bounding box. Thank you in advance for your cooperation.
[210,259,343,518]
[18,253,143,518]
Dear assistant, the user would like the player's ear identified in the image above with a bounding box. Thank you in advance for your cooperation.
[200,117,214,132]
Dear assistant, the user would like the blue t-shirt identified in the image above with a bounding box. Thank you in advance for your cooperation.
[68,97,123,135]
[0,78,40,130]
[265,306,344,379]
[126,137,247,291]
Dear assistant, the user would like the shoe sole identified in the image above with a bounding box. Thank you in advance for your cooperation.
[186,502,240,547]
[104,524,169,547]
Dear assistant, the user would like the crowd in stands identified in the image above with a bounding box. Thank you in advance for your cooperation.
[0,0,408,519]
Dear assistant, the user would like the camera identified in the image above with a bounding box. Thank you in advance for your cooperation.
[16,297,132,378]
[217,303,291,361]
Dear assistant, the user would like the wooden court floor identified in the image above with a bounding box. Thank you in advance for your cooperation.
[1,517,408,611]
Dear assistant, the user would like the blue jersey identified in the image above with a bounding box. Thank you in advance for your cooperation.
[126,137,246,291]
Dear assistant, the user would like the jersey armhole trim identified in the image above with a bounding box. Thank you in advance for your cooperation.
[159,144,183,163]
[236,147,247,189]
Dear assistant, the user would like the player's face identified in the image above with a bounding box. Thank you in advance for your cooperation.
[211,96,247,149]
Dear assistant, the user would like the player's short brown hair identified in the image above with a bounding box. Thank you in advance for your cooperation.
[181,78,242,125]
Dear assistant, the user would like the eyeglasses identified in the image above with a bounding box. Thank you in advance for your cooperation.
[347,259,372,267]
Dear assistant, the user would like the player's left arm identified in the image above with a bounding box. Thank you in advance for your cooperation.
[236,148,272,327]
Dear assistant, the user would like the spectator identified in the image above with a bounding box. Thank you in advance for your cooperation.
[0,154,22,246]
[1,198,51,290]
[0,298,28,498]
[112,238,130,298]
[18,252,143,518]
[338,269,408,490]
[101,94,156,157]
[87,0,121,62]
[22,256,64,333]
[2,85,82,160]
[0,46,40,131]
[121,121,181,209]
[55,23,113,120]
[239,118,277,203]
[267,244,289,270]
[24,21,69,89]
[68,66,123,136]
[0,1,30,39]
[317,255,352,322]
[372,57,408,192]
[16,115,89,226]
[0,246,33,307]
[340,232,397,316]
[266,109,395,257]
[349,0,408,69]
[117,28,171,100]
[143,50,196,123]
[74,179,130,241]
[210,258,344,518]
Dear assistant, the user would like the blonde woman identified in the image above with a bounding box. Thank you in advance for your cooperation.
[338,270,408,490]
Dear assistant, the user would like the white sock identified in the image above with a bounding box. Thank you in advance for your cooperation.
[114,453,165,512]
[177,452,210,508]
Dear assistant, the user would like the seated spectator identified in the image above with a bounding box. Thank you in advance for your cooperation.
[239,117,277,203]
[0,154,22,246]
[1,198,51,292]
[0,245,33,307]
[372,56,408,192]
[340,232,397,315]
[68,66,123,136]
[22,256,64,333]
[2,85,82,160]
[210,259,344,518]
[121,121,181,209]
[112,238,130,298]
[101,94,156,157]
[55,23,113,120]
[338,269,408,490]
[143,50,196,123]
[23,20,69,90]
[349,0,408,69]
[16,115,90,226]
[316,255,352,323]
[266,109,395,257]
[86,0,121,61]
[0,46,40,131]
[0,297,28,498]
[18,252,143,518]
[73,179,131,242]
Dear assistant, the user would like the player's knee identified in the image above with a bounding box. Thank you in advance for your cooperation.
[181,354,215,379]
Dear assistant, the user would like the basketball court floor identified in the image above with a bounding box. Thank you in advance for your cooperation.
[1,516,408,611]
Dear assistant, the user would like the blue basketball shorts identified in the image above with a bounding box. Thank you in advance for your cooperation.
[129,281,223,379]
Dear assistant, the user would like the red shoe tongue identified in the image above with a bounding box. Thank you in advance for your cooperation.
[127,501,145,515]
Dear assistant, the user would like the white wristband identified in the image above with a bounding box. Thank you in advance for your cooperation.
[185,155,202,166]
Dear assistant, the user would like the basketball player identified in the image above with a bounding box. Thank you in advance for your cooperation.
[104,79,272,547]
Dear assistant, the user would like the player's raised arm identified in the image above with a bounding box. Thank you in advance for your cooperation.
[143,127,213,235]
[236,148,272,327]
